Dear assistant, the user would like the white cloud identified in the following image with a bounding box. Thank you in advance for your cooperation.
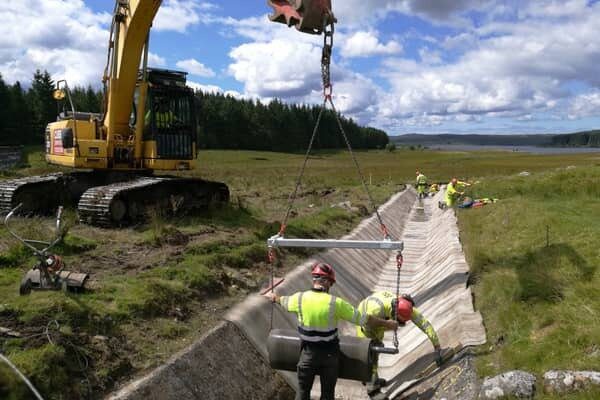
[154,0,208,33]
[175,58,215,77]
[187,80,242,98]
[228,39,322,98]
[340,31,402,58]
[148,52,167,67]
[568,91,600,120]
[0,1,110,86]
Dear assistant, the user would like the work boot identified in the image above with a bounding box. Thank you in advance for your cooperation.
[367,377,387,396]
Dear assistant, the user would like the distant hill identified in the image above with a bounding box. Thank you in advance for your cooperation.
[391,133,555,146]
[550,130,600,147]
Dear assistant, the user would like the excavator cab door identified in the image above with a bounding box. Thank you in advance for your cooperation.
[143,86,196,160]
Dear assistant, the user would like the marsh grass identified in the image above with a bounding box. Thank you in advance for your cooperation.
[1,148,599,398]
[459,166,600,393]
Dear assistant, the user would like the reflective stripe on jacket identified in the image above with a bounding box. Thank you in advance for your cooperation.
[280,289,361,343]
[356,291,440,348]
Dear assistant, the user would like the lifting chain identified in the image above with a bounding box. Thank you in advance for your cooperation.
[321,19,334,99]
[393,251,403,349]
[277,17,390,239]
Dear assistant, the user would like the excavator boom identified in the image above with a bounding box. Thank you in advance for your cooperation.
[267,0,335,34]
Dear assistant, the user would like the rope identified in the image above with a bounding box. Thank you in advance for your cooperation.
[0,353,45,400]
[277,18,390,239]
[278,101,327,234]
[326,97,389,238]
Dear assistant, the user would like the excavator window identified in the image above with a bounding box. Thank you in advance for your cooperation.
[143,89,196,159]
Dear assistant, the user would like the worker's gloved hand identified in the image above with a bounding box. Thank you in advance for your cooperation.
[386,320,399,331]
[435,347,443,367]
[263,292,278,303]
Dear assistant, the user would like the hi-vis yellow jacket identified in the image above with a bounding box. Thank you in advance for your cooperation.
[356,291,440,347]
[445,182,459,206]
[280,289,362,344]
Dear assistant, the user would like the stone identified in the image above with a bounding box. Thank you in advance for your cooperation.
[543,370,600,394]
[478,370,536,399]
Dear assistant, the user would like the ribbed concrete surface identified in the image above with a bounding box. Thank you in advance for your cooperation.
[226,187,486,399]
[108,187,485,400]
[225,189,416,393]
[332,189,487,399]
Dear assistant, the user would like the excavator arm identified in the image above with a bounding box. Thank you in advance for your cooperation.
[267,0,335,34]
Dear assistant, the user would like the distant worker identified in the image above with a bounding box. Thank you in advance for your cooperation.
[357,292,441,397]
[440,177,464,209]
[264,263,398,400]
[415,170,428,199]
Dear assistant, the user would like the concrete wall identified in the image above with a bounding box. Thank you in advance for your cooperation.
[109,188,486,400]
[109,189,415,400]
[107,321,295,400]
[0,146,22,170]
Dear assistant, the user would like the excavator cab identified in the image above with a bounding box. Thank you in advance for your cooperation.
[140,69,196,161]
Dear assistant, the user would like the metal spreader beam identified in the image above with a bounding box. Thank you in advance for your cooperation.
[268,235,403,250]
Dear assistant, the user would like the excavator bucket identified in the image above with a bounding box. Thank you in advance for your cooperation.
[267,0,335,34]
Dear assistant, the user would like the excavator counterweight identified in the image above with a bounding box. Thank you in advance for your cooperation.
[267,0,335,34]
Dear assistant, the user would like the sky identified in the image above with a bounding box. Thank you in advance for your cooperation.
[1,0,600,135]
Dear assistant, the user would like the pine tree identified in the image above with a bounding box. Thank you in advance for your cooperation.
[29,70,56,143]
[0,73,10,144]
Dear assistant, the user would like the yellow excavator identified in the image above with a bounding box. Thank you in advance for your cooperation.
[0,0,334,227]
[0,0,230,226]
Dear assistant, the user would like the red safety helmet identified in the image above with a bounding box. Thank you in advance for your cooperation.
[395,294,415,323]
[311,262,336,284]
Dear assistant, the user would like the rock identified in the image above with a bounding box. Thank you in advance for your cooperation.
[93,335,109,342]
[479,370,536,399]
[543,370,600,394]
[566,165,576,170]
[518,171,530,177]
[0,327,21,337]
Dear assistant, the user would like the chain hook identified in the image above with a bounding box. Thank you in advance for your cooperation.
[396,252,403,269]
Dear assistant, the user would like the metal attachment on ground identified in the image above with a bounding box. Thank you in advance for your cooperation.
[267,235,404,250]
[4,204,88,295]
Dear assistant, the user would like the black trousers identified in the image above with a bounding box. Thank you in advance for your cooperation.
[296,343,339,400]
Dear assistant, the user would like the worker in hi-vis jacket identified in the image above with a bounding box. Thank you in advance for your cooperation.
[415,170,428,199]
[357,291,441,397]
[264,262,398,400]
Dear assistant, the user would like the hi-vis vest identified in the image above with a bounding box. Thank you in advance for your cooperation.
[280,289,361,344]
[416,174,428,186]
[356,291,440,347]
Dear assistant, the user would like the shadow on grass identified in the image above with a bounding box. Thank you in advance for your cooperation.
[473,243,595,303]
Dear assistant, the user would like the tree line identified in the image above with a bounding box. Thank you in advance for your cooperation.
[0,70,102,146]
[550,130,600,147]
[0,70,389,151]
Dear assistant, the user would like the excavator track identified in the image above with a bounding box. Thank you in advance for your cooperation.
[78,176,230,227]
[0,174,65,215]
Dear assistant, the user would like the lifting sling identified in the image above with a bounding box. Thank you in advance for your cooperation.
[265,11,404,364]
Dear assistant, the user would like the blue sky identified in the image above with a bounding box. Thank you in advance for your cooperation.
[1,0,600,135]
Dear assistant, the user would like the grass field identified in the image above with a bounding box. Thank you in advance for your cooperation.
[1,147,599,399]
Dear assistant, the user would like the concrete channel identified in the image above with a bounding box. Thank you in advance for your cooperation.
[108,187,486,400]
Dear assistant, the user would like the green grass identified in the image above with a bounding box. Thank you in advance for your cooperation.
[458,166,600,396]
[1,148,600,399]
